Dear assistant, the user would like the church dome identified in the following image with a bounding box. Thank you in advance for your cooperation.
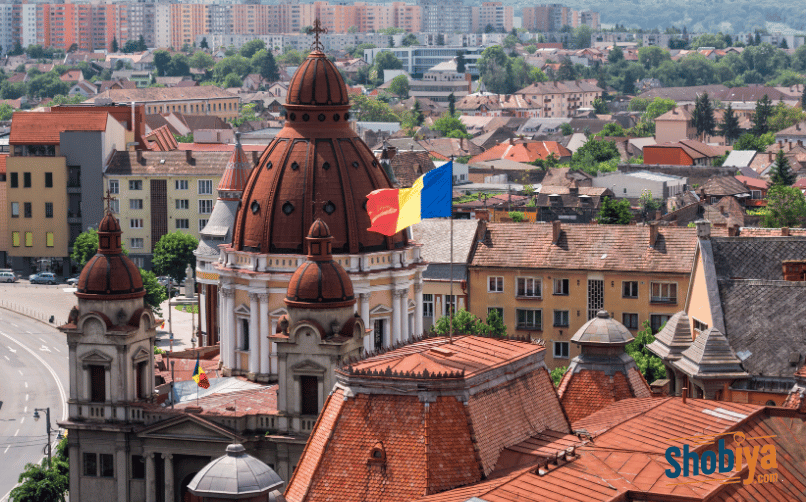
[285,220,355,309]
[187,443,284,498]
[571,310,633,346]
[76,212,145,300]
[230,49,407,255]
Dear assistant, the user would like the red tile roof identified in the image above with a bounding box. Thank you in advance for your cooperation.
[735,175,769,190]
[468,140,571,165]
[557,368,651,423]
[0,154,6,175]
[471,223,698,274]
[10,111,110,144]
[175,142,265,152]
[143,124,178,151]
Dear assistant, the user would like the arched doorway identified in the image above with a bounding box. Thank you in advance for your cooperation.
[180,472,198,502]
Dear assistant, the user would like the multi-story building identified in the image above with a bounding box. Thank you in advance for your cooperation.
[417,0,472,34]
[91,87,240,121]
[364,46,485,76]
[515,80,603,118]
[522,4,598,31]
[475,2,513,33]
[468,222,698,369]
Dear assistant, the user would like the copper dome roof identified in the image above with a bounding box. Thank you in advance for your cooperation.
[76,213,145,300]
[285,220,355,309]
[230,50,406,255]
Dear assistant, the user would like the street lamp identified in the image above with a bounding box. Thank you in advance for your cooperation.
[33,407,55,468]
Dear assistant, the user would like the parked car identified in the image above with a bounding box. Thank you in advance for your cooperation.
[66,275,80,286]
[30,272,58,285]
[157,276,178,289]
[0,271,18,283]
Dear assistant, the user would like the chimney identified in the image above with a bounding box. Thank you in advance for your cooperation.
[186,150,194,165]
[509,137,514,145]
[552,220,561,244]
[251,151,258,165]
[695,220,711,240]
[569,179,578,194]
[136,150,144,164]
[682,388,687,404]
[782,227,791,236]
[649,222,659,248]
[728,224,739,237]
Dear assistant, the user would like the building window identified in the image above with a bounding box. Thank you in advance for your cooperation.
[44,172,53,188]
[693,318,708,334]
[300,375,319,415]
[444,295,456,315]
[517,277,541,298]
[175,179,188,190]
[650,282,677,303]
[24,202,31,218]
[553,341,569,359]
[89,365,105,402]
[239,318,250,350]
[10,172,17,188]
[488,276,503,292]
[622,313,638,330]
[46,232,54,247]
[11,202,19,217]
[130,238,144,249]
[198,219,208,232]
[131,256,145,268]
[198,179,213,195]
[199,199,213,214]
[423,294,434,317]
[129,180,143,190]
[25,232,32,247]
[176,199,189,210]
[553,310,569,327]
[110,199,119,214]
[23,172,31,187]
[488,306,504,319]
[99,454,114,477]
[516,309,541,330]
[45,202,53,218]
[131,455,145,479]
[108,179,119,194]
[176,219,189,229]
[553,278,569,295]
[12,231,20,247]
[130,199,143,210]
[650,314,671,333]
[130,219,143,229]
[622,281,638,298]
[83,453,98,477]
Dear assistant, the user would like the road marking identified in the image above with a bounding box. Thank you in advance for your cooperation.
[24,382,28,388]
[6,346,15,353]
[10,323,17,327]
[3,445,8,453]
[20,417,24,424]
[2,355,7,361]
[38,337,45,343]
[52,346,60,353]
[25,394,28,401]
[17,370,22,376]
[39,345,51,353]
[25,331,32,334]
[23,406,27,413]
[14,430,18,436]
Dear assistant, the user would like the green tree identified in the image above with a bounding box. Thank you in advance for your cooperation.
[802,86,806,112]
[690,33,727,50]
[550,366,568,387]
[573,138,620,164]
[448,92,456,117]
[70,228,129,267]
[432,113,469,138]
[277,49,305,66]
[638,45,670,69]
[412,99,424,126]
[0,102,13,120]
[199,37,208,50]
[27,72,69,98]
[628,97,650,112]
[644,97,677,122]
[231,103,258,127]
[572,24,592,49]
[557,58,575,80]
[168,53,190,77]
[560,122,573,135]
[401,33,418,47]
[485,308,507,337]
[608,46,624,64]
[770,150,795,186]
[733,132,775,152]
[768,102,806,133]
[251,49,279,81]
[693,92,716,140]
[9,40,23,56]
[592,97,608,114]
[477,45,511,94]
[598,196,632,224]
[625,321,667,383]
[508,211,526,222]
[432,309,502,337]
[751,94,773,135]
[189,51,215,71]
[763,185,806,228]
[596,122,625,137]
[212,55,251,81]
[719,103,741,144]
[151,231,199,283]
[153,49,171,76]
[10,437,69,502]
[639,189,661,219]
[456,51,466,73]
[349,94,399,121]
[140,268,167,316]
[240,39,266,59]
[110,37,119,53]
[389,74,409,98]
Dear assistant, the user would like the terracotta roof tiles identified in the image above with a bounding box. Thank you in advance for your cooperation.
[468,140,571,165]
[558,369,650,424]
[10,111,111,144]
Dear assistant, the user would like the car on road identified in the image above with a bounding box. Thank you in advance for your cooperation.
[66,275,80,286]
[157,276,179,289]
[30,272,58,285]
[0,271,18,283]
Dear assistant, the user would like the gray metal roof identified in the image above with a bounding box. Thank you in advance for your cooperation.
[187,444,284,497]
[422,263,468,281]
[672,327,749,379]
[571,310,634,345]
[722,150,757,168]
[196,199,239,259]
[647,311,692,361]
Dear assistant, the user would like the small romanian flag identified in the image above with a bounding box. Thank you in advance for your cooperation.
[192,355,210,389]
[366,161,453,236]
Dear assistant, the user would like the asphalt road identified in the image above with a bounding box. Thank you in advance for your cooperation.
[0,308,69,502]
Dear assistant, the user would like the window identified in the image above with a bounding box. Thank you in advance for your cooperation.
[198,179,213,195]
[176,199,189,210]
[693,318,708,334]
[110,199,119,214]
[11,202,19,217]
[129,180,142,190]
[175,179,188,190]
[553,341,569,359]
[89,365,105,402]
[516,309,541,330]
[553,310,569,327]
[622,313,638,330]
[25,232,32,247]
[10,172,17,188]
[751,190,762,199]
[650,314,671,333]
[176,219,189,229]
[23,172,31,187]
[199,199,213,214]
[46,232,54,247]
[108,179,119,194]
[517,277,541,298]
[488,276,503,292]
[131,455,145,479]
[99,454,114,477]
[83,453,98,476]
[488,307,504,319]
[12,231,19,247]
[300,375,319,415]
[240,318,250,350]
[444,295,457,315]
[24,202,31,218]
[130,199,143,210]
[130,238,144,249]
[423,294,434,317]
[622,281,638,298]
[553,278,569,295]
[45,202,53,218]
[45,172,53,187]
[650,282,677,303]
[198,219,208,232]
[130,219,143,229]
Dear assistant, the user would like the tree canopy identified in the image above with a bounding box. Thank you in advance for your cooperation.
[598,196,632,224]
[432,309,507,337]
[770,150,795,186]
[151,231,199,282]
[70,228,128,268]
[763,185,806,228]
[349,94,399,122]
[626,321,667,384]
[9,437,69,502]
[140,268,167,316]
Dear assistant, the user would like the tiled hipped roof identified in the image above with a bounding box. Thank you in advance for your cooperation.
[557,368,650,425]
[10,111,110,144]
[471,223,698,274]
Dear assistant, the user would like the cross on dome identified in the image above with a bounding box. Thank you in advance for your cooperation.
[103,189,116,214]
[308,19,327,51]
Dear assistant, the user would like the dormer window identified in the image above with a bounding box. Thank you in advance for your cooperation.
[368,442,386,464]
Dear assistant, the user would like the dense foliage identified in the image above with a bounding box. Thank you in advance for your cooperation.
[151,231,199,283]
[10,437,69,502]
[763,185,806,228]
[625,321,667,384]
[139,268,167,317]
[432,309,507,337]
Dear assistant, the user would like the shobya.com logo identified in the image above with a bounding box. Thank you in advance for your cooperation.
[664,431,778,486]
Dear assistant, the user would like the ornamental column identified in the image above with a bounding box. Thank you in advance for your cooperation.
[399,288,409,342]
[259,293,270,376]
[220,287,235,372]
[248,292,260,378]
[145,453,156,502]
[163,453,174,502]
[359,293,371,351]
[391,290,402,346]
[68,341,78,401]
[414,282,424,338]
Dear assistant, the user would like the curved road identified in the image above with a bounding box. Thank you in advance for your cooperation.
[0,308,68,502]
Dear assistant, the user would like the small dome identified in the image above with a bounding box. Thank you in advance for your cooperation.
[187,443,284,498]
[285,220,355,309]
[77,213,145,300]
[571,310,634,345]
[286,50,348,107]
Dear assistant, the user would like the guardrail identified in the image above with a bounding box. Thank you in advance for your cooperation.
[0,299,66,326]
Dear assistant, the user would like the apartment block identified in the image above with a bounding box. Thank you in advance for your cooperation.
[417,0,472,34]
[515,80,603,118]
[91,87,240,121]
[475,2,513,33]
[522,4,598,32]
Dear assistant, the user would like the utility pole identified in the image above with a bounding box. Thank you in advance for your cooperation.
[33,407,53,468]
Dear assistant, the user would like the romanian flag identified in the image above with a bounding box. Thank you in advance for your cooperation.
[192,355,210,389]
[366,161,453,236]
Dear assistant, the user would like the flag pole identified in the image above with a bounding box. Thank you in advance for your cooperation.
[449,156,454,344]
